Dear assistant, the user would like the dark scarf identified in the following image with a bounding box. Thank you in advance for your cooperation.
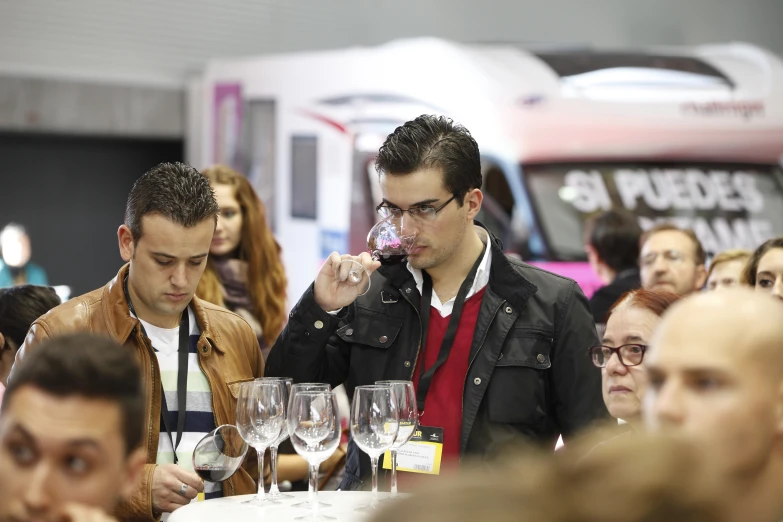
[211,257,252,311]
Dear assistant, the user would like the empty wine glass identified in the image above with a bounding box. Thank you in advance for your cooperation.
[235,380,285,506]
[192,424,249,488]
[351,385,399,511]
[288,391,341,521]
[376,380,418,498]
[260,377,294,500]
[341,217,418,294]
[289,383,332,510]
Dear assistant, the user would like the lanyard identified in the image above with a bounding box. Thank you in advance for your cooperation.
[124,275,189,464]
[416,242,487,413]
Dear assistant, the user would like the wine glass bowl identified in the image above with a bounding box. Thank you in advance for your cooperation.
[345,217,418,290]
[367,218,418,266]
[288,390,341,521]
[192,424,248,483]
[235,380,285,506]
[375,381,418,498]
[351,385,399,511]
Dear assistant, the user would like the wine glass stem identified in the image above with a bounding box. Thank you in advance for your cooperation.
[309,463,319,517]
[390,450,398,497]
[269,445,280,495]
[370,456,379,508]
[256,446,266,501]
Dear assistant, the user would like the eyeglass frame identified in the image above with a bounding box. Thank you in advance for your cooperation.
[640,249,691,268]
[589,344,648,368]
[376,195,457,221]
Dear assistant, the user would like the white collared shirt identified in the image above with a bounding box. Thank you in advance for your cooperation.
[407,232,492,318]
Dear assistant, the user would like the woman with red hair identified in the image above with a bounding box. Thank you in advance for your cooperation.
[590,289,681,429]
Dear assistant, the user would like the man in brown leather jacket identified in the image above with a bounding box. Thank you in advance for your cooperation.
[11,162,265,521]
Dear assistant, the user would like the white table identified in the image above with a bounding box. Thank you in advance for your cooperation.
[169,491,392,522]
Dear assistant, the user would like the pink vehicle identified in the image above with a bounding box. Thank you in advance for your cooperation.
[193,38,783,300]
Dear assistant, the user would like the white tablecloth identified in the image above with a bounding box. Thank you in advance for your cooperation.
[168,491,393,522]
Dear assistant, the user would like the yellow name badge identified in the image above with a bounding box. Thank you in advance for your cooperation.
[382,426,444,475]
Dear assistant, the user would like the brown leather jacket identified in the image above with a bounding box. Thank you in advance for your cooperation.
[14,265,265,521]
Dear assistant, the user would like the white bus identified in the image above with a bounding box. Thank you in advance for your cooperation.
[192,37,783,302]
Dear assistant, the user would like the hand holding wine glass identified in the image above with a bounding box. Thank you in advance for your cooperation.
[314,251,380,312]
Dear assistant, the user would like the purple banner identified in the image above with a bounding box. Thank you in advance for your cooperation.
[213,83,242,166]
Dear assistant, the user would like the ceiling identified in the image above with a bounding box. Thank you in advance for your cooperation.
[1,0,781,87]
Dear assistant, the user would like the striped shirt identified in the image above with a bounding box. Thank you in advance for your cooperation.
[138,307,223,502]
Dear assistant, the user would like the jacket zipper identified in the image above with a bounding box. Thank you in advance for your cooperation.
[400,289,423,381]
[460,298,505,458]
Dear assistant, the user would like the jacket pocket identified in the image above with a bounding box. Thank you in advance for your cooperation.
[335,312,403,349]
[227,377,256,399]
[487,330,552,425]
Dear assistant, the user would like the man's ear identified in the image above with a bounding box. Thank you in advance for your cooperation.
[465,188,483,221]
[120,446,148,500]
[118,225,135,263]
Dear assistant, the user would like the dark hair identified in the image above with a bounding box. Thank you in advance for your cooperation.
[610,288,682,318]
[375,115,482,205]
[3,333,144,454]
[125,162,219,242]
[585,210,643,272]
[740,237,783,286]
[0,285,61,349]
[640,224,706,266]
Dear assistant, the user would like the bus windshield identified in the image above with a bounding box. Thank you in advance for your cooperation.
[523,162,783,260]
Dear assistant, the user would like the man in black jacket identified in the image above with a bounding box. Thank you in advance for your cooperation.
[267,115,607,490]
[584,210,643,326]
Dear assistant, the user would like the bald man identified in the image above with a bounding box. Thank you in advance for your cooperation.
[644,287,783,522]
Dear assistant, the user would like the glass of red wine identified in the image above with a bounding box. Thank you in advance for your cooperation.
[342,217,418,294]
[192,424,249,484]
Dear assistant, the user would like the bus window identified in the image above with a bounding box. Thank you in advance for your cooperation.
[523,163,783,260]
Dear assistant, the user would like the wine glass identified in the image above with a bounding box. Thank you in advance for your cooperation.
[351,385,399,511]
[192,424,249,487]
[235,380,285,506]
[289,383,332,509]
[288,391,341,521]
[260,377,294,500]
[341,217,418,294]
[375,380,418,498]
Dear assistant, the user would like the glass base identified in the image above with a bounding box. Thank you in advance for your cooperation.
[292,500,331,509]
[354,503,381,512]
[294,514,335,521]
[242,495,282,506]
[269,492,295,500]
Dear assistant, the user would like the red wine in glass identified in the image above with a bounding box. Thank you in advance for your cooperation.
[192,424,248,483]
[194,465,236,482]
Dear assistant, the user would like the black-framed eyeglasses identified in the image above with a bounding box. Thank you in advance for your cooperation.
[376,195,457,222]
[589,344,648,368]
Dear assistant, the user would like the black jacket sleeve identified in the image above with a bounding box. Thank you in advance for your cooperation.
[551,281,609,439]
[265,284,353,389]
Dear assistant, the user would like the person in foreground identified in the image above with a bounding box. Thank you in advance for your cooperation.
[0,334,147,522]
[645,287,783,522]
[267,115,606,489]
[368,431,727,522]
[11,162,265,520]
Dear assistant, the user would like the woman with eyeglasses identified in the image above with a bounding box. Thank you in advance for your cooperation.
[591,289,681,428]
